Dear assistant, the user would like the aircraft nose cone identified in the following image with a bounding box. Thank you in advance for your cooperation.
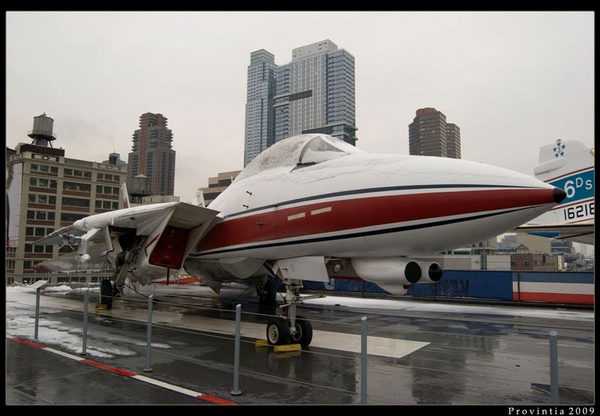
[553,187,567,204]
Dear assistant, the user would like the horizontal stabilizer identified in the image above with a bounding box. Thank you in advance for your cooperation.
[33,226,105,246]
[33,243,112,273]
[516,221,594,245]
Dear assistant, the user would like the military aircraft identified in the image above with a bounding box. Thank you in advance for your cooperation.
[34,133,566,347]
[515,139,594,245]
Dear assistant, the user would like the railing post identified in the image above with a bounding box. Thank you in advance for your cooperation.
[34,287,42,340]
[549,331,559,404]
[231,304,242,396]
[30,280,48,341]
[80,289,89,355]
[143,295,154,372]
[361,316,368,404]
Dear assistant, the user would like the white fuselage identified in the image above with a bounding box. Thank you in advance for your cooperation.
[195,152,559,261]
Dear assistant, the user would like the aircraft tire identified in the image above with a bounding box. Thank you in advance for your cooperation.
[290,316,313,348]
[266,317,290,346]
[100,279,113,309]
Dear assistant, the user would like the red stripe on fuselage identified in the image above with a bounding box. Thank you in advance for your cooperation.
[196,188,555,252]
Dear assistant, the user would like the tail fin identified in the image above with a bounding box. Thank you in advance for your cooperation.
[516,139,594,245]
[194,188,206,207]
[120,183,130,208]
[532,139,594,225]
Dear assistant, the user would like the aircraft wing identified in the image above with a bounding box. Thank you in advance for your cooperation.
[33,202,221,276]
[34,203,220,245]
[32,242,114,273]
[515,221,594,245]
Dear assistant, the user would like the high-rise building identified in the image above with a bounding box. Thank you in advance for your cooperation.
[244,50,277,167]
[127,112,176,196]
[244,39,357,166]
[6,113,128,285]
[446,123,461,159]
[408,108,461,158]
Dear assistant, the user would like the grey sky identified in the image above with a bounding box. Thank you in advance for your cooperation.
[6,11,594,204]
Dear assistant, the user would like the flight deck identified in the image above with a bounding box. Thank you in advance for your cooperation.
[5,283,595,407]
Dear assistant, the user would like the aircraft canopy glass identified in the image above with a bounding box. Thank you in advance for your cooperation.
[237,134,363,180]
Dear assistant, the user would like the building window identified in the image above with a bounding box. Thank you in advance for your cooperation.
[62,197,90,208]
[30,177,58,189]
[24,244,53,254]
[31,164,58,174]
[64,168,92,179]
[35,227,48,237]
[28,194,57,205]
[27,210,55,221]
[96,185,119,195]
[96,200,117,210]
[64,181,92,192]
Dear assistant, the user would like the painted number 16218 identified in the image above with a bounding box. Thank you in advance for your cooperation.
[564,202,594,220]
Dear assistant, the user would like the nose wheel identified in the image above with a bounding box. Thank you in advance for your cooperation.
[266,317,290,345]
[266,315,313,347]
[289,316,313,347]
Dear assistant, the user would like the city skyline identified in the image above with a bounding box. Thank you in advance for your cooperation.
[244,39,357,166]
[6,11,594,205]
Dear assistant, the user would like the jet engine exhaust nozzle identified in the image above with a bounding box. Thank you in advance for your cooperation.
[351,257,444,287]
[426,262,443,283]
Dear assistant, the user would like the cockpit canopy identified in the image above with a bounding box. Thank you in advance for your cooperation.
[237,134,364,181]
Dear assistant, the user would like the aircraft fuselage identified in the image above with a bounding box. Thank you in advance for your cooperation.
[194,144,562,262]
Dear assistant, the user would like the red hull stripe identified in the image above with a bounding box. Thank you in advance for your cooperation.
[197,188,556,254]
[224,183,542,219]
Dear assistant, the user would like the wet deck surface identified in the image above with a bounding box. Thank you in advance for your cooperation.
[5,283,595,408]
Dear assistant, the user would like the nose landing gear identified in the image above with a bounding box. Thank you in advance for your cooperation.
[265,278,314,348]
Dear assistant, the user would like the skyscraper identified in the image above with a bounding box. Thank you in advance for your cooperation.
[127,112,176,196]
[244,50,277,167]
[244,39,357,166]
[408,107,461,158]
[445,123,461,159]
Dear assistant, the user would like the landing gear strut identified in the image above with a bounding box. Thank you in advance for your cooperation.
[100,279,114,309]
[265,278,314,348]
[257,278,277,306]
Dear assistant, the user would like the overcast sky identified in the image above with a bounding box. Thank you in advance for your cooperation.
[6,11,594,204]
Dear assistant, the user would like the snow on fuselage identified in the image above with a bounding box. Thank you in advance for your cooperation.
[195,135,563,260]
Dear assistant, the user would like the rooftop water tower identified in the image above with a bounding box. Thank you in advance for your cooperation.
[129,174,151,204]
[28,113,57,147]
